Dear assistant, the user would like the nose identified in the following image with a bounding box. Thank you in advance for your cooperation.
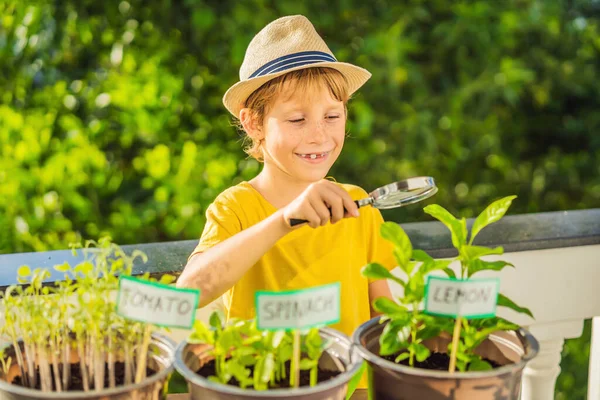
[306,120,327,144]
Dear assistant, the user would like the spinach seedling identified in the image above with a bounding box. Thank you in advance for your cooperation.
[188,312,327,390]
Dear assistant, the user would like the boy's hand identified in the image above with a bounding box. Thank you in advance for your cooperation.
[282,180,360,229]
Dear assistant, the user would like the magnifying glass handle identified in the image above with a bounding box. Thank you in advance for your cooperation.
[289,200,362,227]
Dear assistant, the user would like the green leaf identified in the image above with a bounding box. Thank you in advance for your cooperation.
[299,359,317,370]
[422,259,452,275]
[53,262,71,273]
[461,246,504,261]
[159,274,176,284]
[218,329,238,350]
[227,358,252,386]
[17,266,31,277]
[209,311,222,330]
[394,352,410,363]
[497,293,534,318]
[379,319,410,356]
[242,335,262,346]
[381,222,412,269]
[234,346,256,357]
[412,249,433,262]
[470,196,517,244]
[423,205,466,249]
[410,342,430,362]
[405,272,425,303]
[271,330,286,348]
[443,268,457,279]
[305,328,322,347]
[278,343,293,362]
[404,260,417,276]
[372,297,408,316]
[417,323,441,341]
[74,262,93,276]
[468,259,514,277]
[131,249,149,264]
[345,361,365,400]
[239,354,256,367]
[468,358,493,371]
[260,353,274,383]
[304,328,323,359]
[188,320,214,344]
[361,263,405,287]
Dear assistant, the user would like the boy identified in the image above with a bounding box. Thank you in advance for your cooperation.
[177,15,395,337]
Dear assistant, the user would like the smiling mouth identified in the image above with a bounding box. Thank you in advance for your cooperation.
[295,151,331,160]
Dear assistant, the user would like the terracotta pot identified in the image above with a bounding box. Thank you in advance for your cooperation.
[352,316,539,400]
[174,327,362,400]
[0,334,175,400]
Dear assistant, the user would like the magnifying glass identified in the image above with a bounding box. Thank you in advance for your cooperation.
[290,176,438,227]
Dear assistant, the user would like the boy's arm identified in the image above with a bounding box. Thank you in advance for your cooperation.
[368,279,393,318]
[177,209,290,307]
[177,180,359,308]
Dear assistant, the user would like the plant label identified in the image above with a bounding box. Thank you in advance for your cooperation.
[255,282,341,330]
[116,276,200,329]
[424,276,500,319]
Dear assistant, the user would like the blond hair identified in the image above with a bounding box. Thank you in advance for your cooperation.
[237,67,350,161]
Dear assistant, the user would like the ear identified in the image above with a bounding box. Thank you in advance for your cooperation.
[239,108,263,141]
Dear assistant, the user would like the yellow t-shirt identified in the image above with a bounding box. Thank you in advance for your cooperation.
[190,181,396,337]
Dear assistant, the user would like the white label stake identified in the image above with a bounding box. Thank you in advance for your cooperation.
[255,282,341,331]
[424,276,500,319]
[116,276,200,329]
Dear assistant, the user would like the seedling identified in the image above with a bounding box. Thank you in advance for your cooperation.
[362,196,534,372]
[188,312,328,389]
[0,237,175,392]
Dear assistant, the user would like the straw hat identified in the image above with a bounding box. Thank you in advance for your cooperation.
[222,15,372,117]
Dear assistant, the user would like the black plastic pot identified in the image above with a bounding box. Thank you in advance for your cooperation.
[352,316,539,400]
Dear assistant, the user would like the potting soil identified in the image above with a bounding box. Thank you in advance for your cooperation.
[383,352,501,371]
[196,359,340,388]
[11,362,157,391]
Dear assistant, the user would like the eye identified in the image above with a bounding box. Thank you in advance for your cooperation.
[326,115,340,120]
[288,118,305,124]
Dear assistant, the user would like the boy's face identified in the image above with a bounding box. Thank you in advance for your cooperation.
[261,81,346,184]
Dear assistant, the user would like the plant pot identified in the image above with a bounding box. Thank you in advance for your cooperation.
[174,327,362,400]
[352,316,539,400]
[0,334,175,400]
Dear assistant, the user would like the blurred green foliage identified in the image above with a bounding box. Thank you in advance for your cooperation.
[556,319,592,400]
[0,0,598,397]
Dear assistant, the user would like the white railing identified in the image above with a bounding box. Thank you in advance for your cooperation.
[490,244,600,400]
[0,213,596,399]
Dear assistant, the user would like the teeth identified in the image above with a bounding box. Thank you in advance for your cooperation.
[299,152,327,159]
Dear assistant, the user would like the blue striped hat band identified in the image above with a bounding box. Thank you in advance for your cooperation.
[249,51,337,79]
